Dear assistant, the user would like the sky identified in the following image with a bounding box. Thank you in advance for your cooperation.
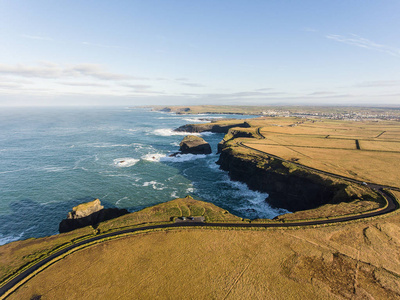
[0,0,399,107]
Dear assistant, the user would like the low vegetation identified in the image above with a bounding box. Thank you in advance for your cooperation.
[0,197,241,284]
[7,210,400,299]
[3,108,400,299]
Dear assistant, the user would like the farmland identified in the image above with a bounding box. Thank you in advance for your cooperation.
[239,118,400,188]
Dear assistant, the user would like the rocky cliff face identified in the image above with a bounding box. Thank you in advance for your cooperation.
[175,121,251,133]
[59,199,128,233]
[217,147,376,212]
[179,135,212,154]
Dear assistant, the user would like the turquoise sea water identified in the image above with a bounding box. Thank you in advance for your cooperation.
[0,107,288,245]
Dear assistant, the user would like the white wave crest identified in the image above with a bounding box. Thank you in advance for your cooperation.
[116,196,129,206]
[161,153,207,162]
[113,158,140,167]
[93,143,133,148]
[182,117,210,123]
[186,187,195,193]
[152,128,200,136]
[40,166,69,173]
[141,153,166,162]
[0,232,24,246]
[143,181,166,190]
[200,131,216,136]
[220,175,290,218]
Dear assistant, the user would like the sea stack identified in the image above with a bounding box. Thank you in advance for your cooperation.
[179,135,212,155]
[59,199,128,233]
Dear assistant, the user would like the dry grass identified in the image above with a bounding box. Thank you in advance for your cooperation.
[244,143,400,187]
[0,197,241,283]
[229,118,400,188]
[8,213,400,300]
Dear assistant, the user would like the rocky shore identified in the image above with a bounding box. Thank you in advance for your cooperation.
[176,121,380,213]
[174,121,251,133]
[216,146,377,212]
[179,135,211,154]
[59,199,128,233]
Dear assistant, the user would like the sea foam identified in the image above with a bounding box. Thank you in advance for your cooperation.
[152,128,200,136]
[113,158,140,167]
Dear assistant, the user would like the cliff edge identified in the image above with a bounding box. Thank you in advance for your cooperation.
[59,199,128,233]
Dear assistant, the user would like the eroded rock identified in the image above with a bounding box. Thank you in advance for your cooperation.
[59,199,128,233]
[179,135,212,154]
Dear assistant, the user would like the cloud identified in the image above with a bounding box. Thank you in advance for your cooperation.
[255,88,273,92]
[181,82,205,87]
[58,81,109,87]
[121,83,152,90]
[326,34,400,57]
[180,90,285,100]
[0,62,141,81]
[355,80,400,87]
[308,91,336,96]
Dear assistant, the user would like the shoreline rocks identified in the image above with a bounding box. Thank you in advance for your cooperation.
[216,146,377,212]
[59,199,128,233]
[174,121,251,134]
[179,135,212,155]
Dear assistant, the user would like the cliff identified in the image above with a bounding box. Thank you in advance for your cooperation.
[179,135,211,154]
[59,199,128,233]
[217,146,379,212]
[175,121,251,133]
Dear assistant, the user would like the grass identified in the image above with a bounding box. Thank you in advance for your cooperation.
[0,197,242,284]
[148,105,400,118]
[225,118,400,188]
[7,212,400,299]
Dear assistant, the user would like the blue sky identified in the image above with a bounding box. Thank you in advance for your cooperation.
[0,0,399,106]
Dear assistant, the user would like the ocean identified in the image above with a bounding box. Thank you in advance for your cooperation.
[0,107,288,245]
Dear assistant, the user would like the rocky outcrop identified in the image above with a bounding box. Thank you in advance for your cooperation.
[59,199,128,233]
[175,121,251,134]
[217,147,377,212]
[217,129,254,153]
[179,135,212,154]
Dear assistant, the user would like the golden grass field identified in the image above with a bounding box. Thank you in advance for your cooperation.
[8,210,400,299]
[236,118,400,188]
[0,197,242,284]
[2,113,400,299]
[149,105,400,118]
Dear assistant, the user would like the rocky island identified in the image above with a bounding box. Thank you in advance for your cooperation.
[179,135,211,155]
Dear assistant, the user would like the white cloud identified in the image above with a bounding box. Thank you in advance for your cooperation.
[355,80,400,87]
[0,62,141,81]
[181,82,205,87]
[326,34,400,57]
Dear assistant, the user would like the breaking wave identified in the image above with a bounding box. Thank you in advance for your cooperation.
[113,158,140,167]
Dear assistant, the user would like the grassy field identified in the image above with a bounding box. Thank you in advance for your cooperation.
[2,111,400,299]
[232,118,400,188]
[8,211,400,299]
[0,197,242,284]
[148,105,400,117]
